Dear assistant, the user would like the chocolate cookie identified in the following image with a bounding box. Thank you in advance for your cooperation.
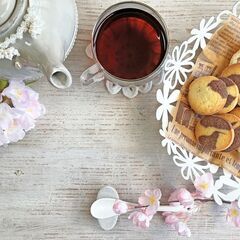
[219,114,240,152]
[195,115,234,152]
[232,107,240,153]
[221,64,240,105]
[230,50,240,65]
[188,76,228,115]
[230,107,240,118]
[218,77,239,114]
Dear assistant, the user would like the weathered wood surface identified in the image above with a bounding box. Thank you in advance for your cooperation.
[0,0,239,239]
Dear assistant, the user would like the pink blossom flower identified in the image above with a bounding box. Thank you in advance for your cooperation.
[138,189,161,216]
[113,200,129,215]
[4,119,25,143]
[19,113,36,132]
[128,211,153,229]
[2,80,45,120]
[174,222,191,237]
[164,214,179,225]
[0,81,45,147]
[163,211,191,237]
[2,81,38,106]
[163,209,190,225]
[227,201,240,228]
[15,99,46,120]
[0,103,14,130]
[194,173,214,198]
[0,128,8,146]
[168,188,194,207]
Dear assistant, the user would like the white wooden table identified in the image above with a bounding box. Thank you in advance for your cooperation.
[1,0,239,239]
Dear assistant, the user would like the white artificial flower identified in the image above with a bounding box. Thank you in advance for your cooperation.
[159,129,175,155]
[164,42,195,89]
[173,146,210,181]
[156,81,180,130]
[188,17,218,50]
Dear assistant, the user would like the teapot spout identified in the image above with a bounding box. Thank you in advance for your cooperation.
[19,32,73,89]
[46,64,72,89]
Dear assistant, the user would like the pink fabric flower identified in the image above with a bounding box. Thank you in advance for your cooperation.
[4,119,25,143]
[0,103,26,145]
[15,99,46,120]
[227,201,240,228]
[163,209,190,225]
[0,81,45,147]
[164,214,179,225]
[174,222,191,237]
[2,81,39,105]
[0,103,14,130]
[194,173,214,198]
[138,189,161,215]
[163,211,191,237]
[168,188,194,207]
[19,113,36,132]
[128,211,153,229]
[4,81,46,120]
[113,200,129,215]
[0,128,8,145]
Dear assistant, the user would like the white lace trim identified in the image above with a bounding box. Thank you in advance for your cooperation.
[0,5,43,60]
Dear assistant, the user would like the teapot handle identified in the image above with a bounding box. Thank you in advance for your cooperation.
[80,63,105,86]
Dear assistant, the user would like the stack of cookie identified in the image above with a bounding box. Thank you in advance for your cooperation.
[188,51,240,153]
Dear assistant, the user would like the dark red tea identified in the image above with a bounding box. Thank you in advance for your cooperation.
[95,9,167,80]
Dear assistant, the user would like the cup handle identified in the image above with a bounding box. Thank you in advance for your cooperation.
[80,63,105,86]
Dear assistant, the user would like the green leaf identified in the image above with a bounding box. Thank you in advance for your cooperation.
[0,79,9,92]
[24,79,38,87]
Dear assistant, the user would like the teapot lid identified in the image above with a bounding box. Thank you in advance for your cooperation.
[0,0,17,26]
[0,0,28,36]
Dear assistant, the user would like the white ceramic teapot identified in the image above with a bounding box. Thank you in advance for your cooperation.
[0,0,78,89]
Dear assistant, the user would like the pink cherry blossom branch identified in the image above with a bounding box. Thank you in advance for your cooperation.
[169,198,232,205]
[113,173,240,238]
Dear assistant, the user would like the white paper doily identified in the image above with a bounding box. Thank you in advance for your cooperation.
[157,1,240,206]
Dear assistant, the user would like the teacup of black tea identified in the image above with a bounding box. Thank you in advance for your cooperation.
[80,1,169,88]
